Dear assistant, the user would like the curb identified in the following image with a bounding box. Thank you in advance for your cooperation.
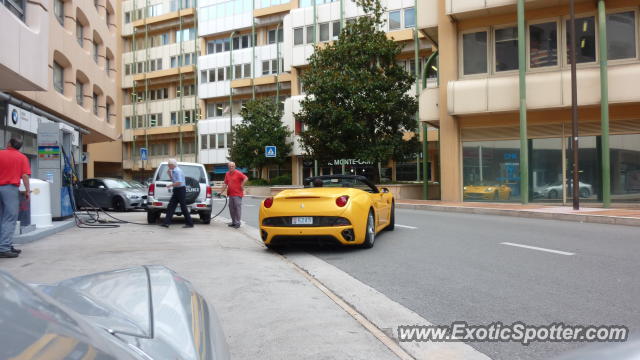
[396,203,640,227]
[13,220,76,245]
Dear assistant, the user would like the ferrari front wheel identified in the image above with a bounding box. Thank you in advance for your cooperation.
[362,210,376,249]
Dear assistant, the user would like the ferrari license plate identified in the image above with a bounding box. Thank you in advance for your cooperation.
[292,217,313,225]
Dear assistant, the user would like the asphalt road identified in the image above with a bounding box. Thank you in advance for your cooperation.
[222,196,640,360]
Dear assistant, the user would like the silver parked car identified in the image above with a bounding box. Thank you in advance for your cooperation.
[0,266,230,360]
[75,178,148,211]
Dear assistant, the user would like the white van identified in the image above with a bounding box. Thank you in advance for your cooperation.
[146,162,212,224]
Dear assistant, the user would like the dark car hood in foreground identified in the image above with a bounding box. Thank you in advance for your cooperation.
[1,266,229,360]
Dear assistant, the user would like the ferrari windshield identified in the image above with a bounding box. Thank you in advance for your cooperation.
[304,176,378,193]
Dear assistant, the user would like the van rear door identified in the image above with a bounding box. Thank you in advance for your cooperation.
[154,164,173,202]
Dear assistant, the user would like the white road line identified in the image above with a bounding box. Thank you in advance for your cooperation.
[500,242,575,256]
[243,204,256,207]
[395,224,417,229]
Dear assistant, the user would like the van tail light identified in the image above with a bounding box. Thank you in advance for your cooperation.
[264,197,274,208]
[336,195,349,207]
[148,184,155,197]
[206,186,212,198]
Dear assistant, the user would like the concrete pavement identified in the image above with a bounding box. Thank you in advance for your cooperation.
[0,211,400,360]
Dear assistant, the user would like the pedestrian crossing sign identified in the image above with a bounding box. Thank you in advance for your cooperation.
[265,146,277,158]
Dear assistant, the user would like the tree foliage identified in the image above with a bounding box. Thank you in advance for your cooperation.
[228,99,292,179]
[295,0,420,177]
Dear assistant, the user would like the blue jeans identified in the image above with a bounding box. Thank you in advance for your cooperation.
[0,185,19,252]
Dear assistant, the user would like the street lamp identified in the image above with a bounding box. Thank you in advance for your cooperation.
[229,30,237,148]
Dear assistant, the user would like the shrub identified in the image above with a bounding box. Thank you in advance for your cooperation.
[270,174,292,185]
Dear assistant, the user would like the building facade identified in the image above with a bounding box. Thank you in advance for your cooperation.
[197,0,435,183]
[0,0,122,179]
[419,0,640,205]
[121,0,199,181]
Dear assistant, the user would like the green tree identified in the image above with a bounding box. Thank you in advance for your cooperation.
[228,98,292,180]
[295,0,420,181]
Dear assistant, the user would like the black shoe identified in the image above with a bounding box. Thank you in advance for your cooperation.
[227,223,235,227]
[0,251,18,258]
[11,246,21,254]
[160,223,169,228]
[232,224,241,229]
[182,224,194,228]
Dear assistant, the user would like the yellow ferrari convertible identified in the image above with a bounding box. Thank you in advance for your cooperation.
[259,175,394,249]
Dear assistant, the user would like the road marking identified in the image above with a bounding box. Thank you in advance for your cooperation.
[243,204,256,207]
[500,242,575,256]
[396,224,417,229]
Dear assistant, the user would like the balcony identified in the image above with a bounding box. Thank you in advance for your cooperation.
[447,63,640,115]
[418,0,438,40]
[420,87,440,123]
[0,1,49,90]
[123,123,197,142]
[124,154,197,170]
[445,0,593,19]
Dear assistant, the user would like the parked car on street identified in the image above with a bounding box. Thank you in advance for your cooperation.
[259,175,395,249]
[74,178,148,211]
[146,162,213,224]
[0,266,230,360]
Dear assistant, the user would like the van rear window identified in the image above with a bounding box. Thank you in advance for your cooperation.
[156,165,207,183]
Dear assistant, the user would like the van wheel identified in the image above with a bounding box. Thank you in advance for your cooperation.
[200,212,211,224]
[147,211,159,224]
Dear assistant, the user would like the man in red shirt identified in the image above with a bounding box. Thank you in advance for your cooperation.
[221,161,247,229]
[0,138,31,258]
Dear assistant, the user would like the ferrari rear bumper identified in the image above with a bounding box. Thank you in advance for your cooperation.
[260,226,363,246]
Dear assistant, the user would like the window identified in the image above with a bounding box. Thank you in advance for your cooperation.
[209,134,216,148]
[156,58,162,70]
[242,34,250,48]
[137,62,143,73]
[235,64,242,79]
[201,70,208,84]
[319,23,329,42]
[93,41,99,63]
[294,27,303,45]
[404,8,415,28]
[268,28,283,44]
[105,57,110,75]
[332,21,341,40]
[171,112,178,125]
[54,0,64,26]
[125,117,131,129]
[495,27,518,72]
[207,40,215,54]
[389,10,401,31]
[149,113,161,127]
[201,135,208,149]
[4,0,27,20]
[529,21,558,68]
[607,11,636,60]
[125,12,131,23]
[184,53,192,65]
[462,31,488,75]
[271,59,279,74]
[233,36,240,50]
[147,4,162,17]
[76,82,84,106]
[53,61,64,94]
[217,134,225,149]
[218,67,225,81]
[105,103,111,122]
[76,22,83,47]
[566,16,596,64]
[306,25,315,44]
[125,64,130,75]
[244,63,251,78]
[262,60,270,75]
[176,28,195,42]
[216,103,224,117]
[92,93,99,115]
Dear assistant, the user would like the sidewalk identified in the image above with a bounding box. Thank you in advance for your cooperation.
[0,212,399,360]
[396,200,640,226]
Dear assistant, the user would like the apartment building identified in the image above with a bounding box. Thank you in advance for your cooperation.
[418,0,640,205]
[197,0,434,183]
[121,0,198,181]
[0,0,122,178]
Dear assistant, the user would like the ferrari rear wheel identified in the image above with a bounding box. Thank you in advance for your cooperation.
[385,201,395,231]
[362,210,375,249]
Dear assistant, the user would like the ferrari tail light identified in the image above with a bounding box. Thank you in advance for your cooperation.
[148,184,155,197]
[206,186,212,198]
[264,197,274,208]
[336,195,349,207]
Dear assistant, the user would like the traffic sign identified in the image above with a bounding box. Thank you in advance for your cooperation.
[140,147,148,161]
[265,146,276,158]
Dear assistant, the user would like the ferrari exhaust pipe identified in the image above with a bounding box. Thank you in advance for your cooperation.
[341,229,355,242]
